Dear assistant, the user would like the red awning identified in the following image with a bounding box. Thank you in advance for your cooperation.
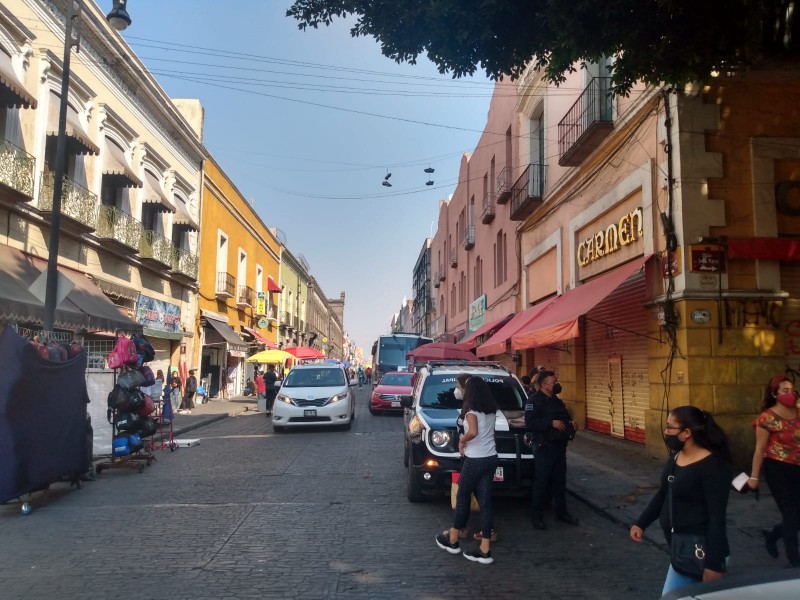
[727,237,800,261]
[242,326,277,349]
[476,297,558,357]
[511,255,651,350]
[267,277,281,293]
[460,314,514,350]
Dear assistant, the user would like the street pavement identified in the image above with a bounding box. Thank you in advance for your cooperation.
[0,387,794,599]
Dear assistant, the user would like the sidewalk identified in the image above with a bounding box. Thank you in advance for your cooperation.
[168,394,258,438]
[567,430,785,576]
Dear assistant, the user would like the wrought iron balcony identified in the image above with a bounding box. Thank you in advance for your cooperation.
[215,271,235,298]
[433,271,441,288]
[171,246,199,281]
[463,225,475,250]
[39,171,98,232]
[237,284,254,308]
[139,229,174,268]
[293,316,300,329]
[266,304,278,321]
[0,138,34,201]
[97,204,142,253]
[439,268,446,282]
[558,77,614,166]
[481,192,495,224]
[496,166,511,204]
[449,247,458,268]
[510,163,545,222]
[282,310,293,329]
[429,297,436,312]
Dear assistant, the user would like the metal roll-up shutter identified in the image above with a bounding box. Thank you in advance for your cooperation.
[584,270,649,443]
[781,263,800,362]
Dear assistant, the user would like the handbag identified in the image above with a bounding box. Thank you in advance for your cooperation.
[450,472,480,513]
[668,456,706,578]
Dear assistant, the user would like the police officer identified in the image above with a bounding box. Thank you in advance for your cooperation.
[525,370,579,530]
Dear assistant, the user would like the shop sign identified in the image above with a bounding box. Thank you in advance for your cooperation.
[255,291,266,316]
[691,309,711,324]
[468,294,487,332]
[257,317,268,329]
[662,247,682,278]
[136,294,181,333]
[690,245,726,273]
[577,208,643,266]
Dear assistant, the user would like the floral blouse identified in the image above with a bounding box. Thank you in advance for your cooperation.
[754,409,800,465]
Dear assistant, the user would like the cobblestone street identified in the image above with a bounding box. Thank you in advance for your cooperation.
[0,388,667,599]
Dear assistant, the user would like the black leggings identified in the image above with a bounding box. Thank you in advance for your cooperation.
[764,458,800,566]
[453,454,498,538]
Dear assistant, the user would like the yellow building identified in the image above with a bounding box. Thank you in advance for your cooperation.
[195,158,281,398]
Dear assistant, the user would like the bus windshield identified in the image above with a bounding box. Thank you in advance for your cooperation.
[376,334,431,370]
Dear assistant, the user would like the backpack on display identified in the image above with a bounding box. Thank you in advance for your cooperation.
[112,434,131,457]
[139,417,159,439]
[107,387,145,413]
[139,365,156,386]
[115,412,142,432]
[127,433,143,453]
[117,368,146,391]
[138,394,156,417]
[107,335,138,369]
[133,334,155,363]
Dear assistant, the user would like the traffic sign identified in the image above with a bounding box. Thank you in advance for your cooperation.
[690,245,726,273]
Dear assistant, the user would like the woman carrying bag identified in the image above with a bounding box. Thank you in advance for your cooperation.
[749,375,800,568]
[436,376,498,564]
[629,406,731,595]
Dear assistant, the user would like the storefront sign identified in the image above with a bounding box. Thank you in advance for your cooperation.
[577,208,643,267]
[468,294,487,332]
[257,317,268,329]
[691,309,711,324]
[136,294,181,333]
[690,245,726,273]
[255,291,266,316]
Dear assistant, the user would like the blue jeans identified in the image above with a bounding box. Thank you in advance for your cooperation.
[453,454,498,538]
[662,564,700,596]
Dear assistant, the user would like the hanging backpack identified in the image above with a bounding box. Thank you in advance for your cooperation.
[139,417,159,439]
[117,368,146,391]
[107,335,138,369]
[139,365,156,387]
[115,412,142,432]
[112,434,131,457]
[138,394,156,417]
[133,334,156,364]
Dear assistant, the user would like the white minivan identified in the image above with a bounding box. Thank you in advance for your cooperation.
[271,363,356,432]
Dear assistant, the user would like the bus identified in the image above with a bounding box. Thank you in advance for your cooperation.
[370,333,432,385]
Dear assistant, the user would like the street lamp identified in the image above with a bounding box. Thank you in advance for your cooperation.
[43,1,132,332]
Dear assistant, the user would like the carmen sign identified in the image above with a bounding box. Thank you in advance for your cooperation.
[577,208,643,267]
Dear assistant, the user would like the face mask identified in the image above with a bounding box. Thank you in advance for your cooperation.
[776,392,797,407]
[454,388,463,400]
[663,433,685,453]
[552,383,563,395]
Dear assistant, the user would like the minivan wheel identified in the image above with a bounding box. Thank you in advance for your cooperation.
[406,463,425,503]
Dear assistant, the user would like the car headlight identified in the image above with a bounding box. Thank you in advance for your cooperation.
[431,429,452,449]
[327,392,348,405]
[277,394,294,405]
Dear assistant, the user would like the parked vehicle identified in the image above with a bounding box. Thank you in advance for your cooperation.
[400,362,533,502]
[272,364,356,432]
[370,333,432,385]
[370,371,414,415]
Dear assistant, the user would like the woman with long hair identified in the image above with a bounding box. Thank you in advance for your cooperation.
[436,376,498,564]
[630,406,731,595]
[749,375,800,568]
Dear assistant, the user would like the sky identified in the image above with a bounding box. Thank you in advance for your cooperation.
[119,1,495,356]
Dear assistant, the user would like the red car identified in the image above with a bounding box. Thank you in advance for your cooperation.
[369,372,414,415]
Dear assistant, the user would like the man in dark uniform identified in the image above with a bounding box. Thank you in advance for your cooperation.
[525,370,579,530]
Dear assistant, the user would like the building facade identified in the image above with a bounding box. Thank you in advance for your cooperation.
[196,158,281,398]
[412,238,432,336]
[0,0,204,452]
[277,245,311,349]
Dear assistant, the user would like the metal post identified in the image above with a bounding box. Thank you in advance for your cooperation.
[43,1,81,332]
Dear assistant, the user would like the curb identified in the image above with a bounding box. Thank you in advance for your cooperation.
[171,413,229,438]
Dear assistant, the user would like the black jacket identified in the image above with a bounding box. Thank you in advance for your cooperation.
[524,390,573,446]
[185,375,197,393]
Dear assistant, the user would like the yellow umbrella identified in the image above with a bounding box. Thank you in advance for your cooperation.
[246,349,293,364]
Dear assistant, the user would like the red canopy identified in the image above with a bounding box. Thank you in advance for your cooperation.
[407,341,475,361]
[511,255,651,350]
[284,346,325,359]
[267,277,282,293]
[459,314,514,350]
[242,326,277,349]
[727,237,800,261]
[476,297,558,357]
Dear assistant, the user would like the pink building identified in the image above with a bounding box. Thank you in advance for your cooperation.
[428,82,522,369]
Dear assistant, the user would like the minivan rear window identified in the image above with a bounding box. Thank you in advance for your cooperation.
[283,368,345,387]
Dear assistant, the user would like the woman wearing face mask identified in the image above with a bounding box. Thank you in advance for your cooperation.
[749,375,800,568]
[629,406,731,596]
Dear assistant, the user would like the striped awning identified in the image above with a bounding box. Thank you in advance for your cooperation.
[141,170,174,213]
[46,92,99,156]
[102,139,142,189]
[172,198,199,231]
[0,49,36,109]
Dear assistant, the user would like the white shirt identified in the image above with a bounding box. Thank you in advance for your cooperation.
[464,410,497,458]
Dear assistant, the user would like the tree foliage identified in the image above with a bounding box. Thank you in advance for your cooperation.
[286,0,798,95]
